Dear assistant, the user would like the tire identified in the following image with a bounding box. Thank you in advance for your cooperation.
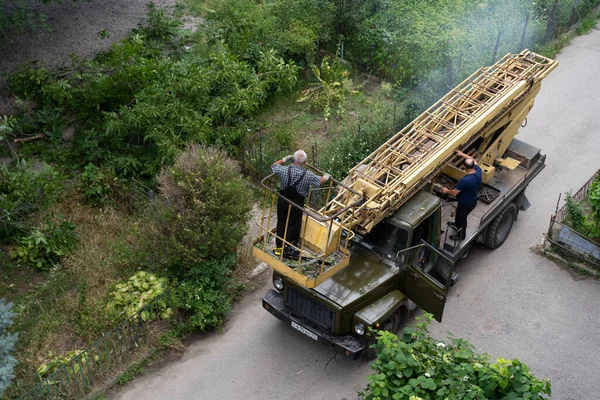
[484,203,517,249]
[362,307,408,360]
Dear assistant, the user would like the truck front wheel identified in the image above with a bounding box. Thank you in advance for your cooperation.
[363,307,408,360]
[484,203,517,249]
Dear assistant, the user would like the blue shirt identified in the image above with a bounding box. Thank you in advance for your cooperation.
[455,165,482,204]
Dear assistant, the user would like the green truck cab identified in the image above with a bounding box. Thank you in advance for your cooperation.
[262,141,545,359]
[263,191,452,359]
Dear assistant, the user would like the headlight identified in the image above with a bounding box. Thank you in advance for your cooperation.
[354,323,365,335]
[273,277,284,290]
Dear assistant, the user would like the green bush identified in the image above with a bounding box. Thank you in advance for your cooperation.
[106,271,173,321]
[174,277,232,332]
[298,57,358,121]
[319,95,403,180]
[6,6,299,179]
[149,145,253,279]
[11,220,79,270]
[0,160,64,242]
[360,314,551,400]
[565,192,600,240]
[80,164,113,206]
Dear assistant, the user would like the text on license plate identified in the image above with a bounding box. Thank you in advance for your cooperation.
[291,321,318,341]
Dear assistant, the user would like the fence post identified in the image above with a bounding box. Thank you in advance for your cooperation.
[520,12,530,50]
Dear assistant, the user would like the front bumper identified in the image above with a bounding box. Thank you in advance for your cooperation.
[262,289,366,360]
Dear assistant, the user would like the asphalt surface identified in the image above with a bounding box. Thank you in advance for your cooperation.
[114,26,600,400]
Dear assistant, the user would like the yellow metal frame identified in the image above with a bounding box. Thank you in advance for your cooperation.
[322,50,557,235]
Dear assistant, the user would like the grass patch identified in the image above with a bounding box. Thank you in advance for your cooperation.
[116,351,156,386]
[576,13,599,35]
[3,190,149,397]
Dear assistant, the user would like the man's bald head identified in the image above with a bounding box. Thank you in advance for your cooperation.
[463,158,475,170]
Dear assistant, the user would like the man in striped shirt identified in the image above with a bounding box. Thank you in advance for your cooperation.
[272,150,330,252]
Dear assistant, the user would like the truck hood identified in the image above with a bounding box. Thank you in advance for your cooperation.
[313,247,394,307]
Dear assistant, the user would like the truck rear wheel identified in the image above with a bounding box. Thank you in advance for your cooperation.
[484,203,517,249]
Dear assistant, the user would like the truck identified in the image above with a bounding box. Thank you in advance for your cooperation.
[253,50,558,359]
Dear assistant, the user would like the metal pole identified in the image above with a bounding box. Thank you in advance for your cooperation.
[491,29,502,64]
[520,12,530,50]
[259,127,263,175]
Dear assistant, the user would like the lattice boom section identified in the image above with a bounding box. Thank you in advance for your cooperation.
[323,50,557,234]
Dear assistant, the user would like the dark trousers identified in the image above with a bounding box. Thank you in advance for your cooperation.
[276,198,303,248]
[455,200,477,240]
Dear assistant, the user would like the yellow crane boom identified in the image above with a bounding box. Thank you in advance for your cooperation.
[322,50,557,235]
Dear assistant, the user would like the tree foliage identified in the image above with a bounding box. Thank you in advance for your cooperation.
[149,145,253,280]
[6,5,299,179]
[360,315,551,400]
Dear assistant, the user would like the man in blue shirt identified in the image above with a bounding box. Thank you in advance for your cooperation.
[442,150,482,241]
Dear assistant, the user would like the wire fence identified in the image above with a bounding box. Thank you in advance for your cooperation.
[21,283,181,400]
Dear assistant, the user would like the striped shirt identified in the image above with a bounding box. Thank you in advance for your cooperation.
[271,164,321,197]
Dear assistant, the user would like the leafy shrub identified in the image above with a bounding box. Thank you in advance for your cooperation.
[0,160,64,242]
[149,145,253,279]
[37,350,88,381]
[360,314,551,400]
[588,178,600,223]
[11,220,79,270]
[0,300,18,396]
[6,7,299,179]
[203,0,333,65]
[80,163,113,206]
[106,271,173,321]
[298,57,357,121]
[173,278,232,332]
[319,96,399,179]
[565,192,600,240]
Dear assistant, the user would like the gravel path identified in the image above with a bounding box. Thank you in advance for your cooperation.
[0,0,176,113]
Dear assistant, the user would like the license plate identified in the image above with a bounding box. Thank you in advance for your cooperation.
[291,321,318,341]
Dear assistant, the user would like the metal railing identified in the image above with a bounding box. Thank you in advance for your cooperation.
[21,283,180,399]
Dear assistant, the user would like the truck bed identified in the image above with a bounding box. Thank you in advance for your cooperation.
[438,151,545,260]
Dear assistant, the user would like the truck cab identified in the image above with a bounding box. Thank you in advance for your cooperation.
[262,191,454,359]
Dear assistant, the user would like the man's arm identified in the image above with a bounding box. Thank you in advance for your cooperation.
[442,187,461,197]
[455,149,478,165]
[273,154,294,166]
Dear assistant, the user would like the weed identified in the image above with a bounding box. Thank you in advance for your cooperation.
[576,14,598,35]
[116,354,154,385]
[156,329,184,352]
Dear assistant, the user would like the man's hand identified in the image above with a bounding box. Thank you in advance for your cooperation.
[442,187,448,194]
[283,154,294,163]
[323,173,331,181]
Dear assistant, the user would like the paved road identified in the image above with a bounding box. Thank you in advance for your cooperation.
[114,27,600,400]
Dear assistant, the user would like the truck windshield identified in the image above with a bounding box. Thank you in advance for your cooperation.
[366,221,409,257]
